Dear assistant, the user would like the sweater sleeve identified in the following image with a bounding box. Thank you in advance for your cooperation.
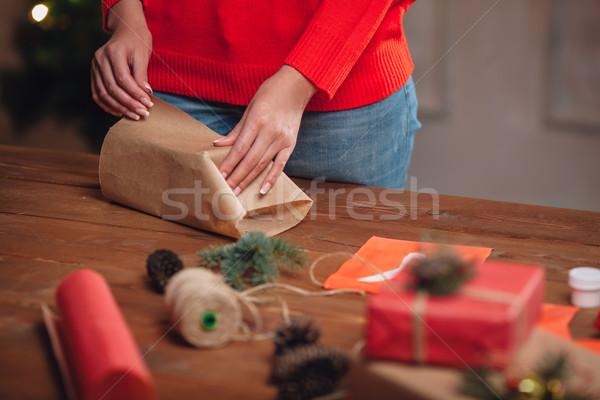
[284,0,413,100]
[102,0,148,32]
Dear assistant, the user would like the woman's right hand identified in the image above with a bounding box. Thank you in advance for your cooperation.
[91,0,153,120]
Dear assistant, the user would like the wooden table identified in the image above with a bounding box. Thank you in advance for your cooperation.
[1,144,599,399]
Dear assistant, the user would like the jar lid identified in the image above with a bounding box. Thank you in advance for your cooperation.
[569,267,600,291]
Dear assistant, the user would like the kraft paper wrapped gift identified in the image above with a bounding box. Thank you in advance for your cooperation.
[351,327,600,400]
[99,96,313,238]
[366,262,545,369]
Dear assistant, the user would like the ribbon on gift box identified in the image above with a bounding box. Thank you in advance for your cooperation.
[42,269,156,400]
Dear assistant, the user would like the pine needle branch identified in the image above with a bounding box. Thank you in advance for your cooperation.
[196,232,307,290]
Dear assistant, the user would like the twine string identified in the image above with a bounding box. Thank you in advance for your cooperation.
[308,251,371,290]
[412,291,428,363]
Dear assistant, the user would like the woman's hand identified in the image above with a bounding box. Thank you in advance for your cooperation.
[214,65,318,195]
[91,0,153,120]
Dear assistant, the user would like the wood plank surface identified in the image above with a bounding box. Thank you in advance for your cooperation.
[0,145,99,188]
[1,144,599,400]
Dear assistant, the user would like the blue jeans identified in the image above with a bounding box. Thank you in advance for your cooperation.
[154,77,420,189]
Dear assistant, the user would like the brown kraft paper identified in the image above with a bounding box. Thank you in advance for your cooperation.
[98,96,313,238]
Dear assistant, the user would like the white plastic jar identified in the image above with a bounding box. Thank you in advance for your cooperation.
[569,267,600,308]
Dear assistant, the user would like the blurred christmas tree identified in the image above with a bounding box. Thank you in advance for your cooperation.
[1,0,118,152]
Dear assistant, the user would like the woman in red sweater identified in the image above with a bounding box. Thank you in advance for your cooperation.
[92,0,420,194]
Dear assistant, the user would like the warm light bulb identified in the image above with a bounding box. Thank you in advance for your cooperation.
[31,4,49,23]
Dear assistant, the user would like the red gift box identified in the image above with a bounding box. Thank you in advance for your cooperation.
[366,261,545,369]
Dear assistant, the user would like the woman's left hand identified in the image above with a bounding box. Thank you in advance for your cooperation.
[213,65,317,195]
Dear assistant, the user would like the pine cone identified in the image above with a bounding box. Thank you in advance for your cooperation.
[146,249,184,293]
[414,253,458,282]
[271,320,349,400]
[272,343,349,400]
[274,320,320,355]
[410,250,474,295]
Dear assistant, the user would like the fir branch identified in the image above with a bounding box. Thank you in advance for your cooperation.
[196,232,307,290]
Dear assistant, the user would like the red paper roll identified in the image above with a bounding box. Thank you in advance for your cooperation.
[52,269,156,400]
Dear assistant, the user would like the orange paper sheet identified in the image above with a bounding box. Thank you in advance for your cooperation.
[536,303,579,339]
[536,303,600,354]
[322,236,493,293]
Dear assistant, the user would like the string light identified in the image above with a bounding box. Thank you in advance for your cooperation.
[31,4,49,23]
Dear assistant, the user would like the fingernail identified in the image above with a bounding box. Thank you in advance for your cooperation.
[143,82,153,94]
[233,186,241,196]
[126,112,140,120]
[259,182,271,195]
[136,108,150,118]
[212,137,224,145]
[141,97,154,108]
[221,171,228,179]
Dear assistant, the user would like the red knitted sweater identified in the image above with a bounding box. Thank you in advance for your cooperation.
[103,0,416,111]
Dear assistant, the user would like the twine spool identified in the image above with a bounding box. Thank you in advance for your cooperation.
[164,268,242,348]
[164,253,367,349]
